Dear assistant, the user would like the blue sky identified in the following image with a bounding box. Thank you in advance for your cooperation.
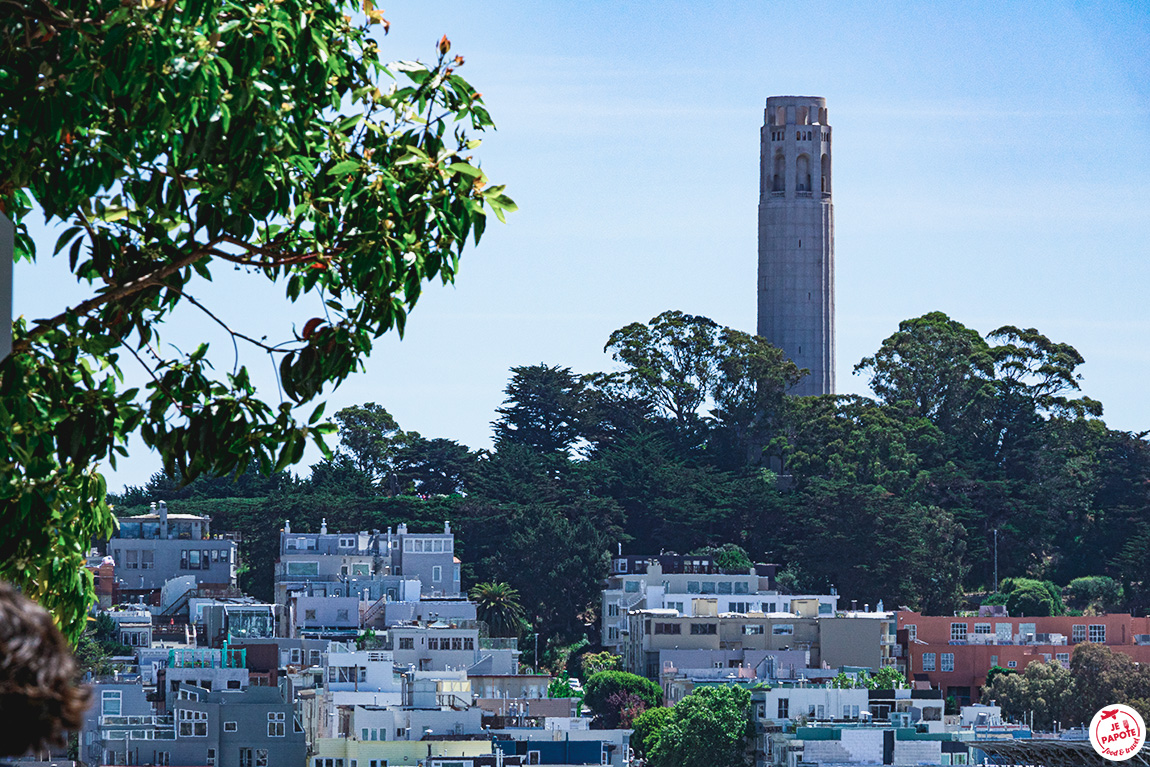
[17,2,1150,490]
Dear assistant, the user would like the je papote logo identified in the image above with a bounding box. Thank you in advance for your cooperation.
[1090,704,1146,761]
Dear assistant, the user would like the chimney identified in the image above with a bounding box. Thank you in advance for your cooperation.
[284,519,291,534]
[320,518,328,535]
[158,500,168,539]
[444,520,451,534]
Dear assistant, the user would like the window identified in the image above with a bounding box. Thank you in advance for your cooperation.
[178,709,208,737]
[1072,624,1087,642]
[339,537,356,548]
[432,539,444,552]
[141,549,154,569]
[256,750,268,767]
[700,582,716,594]
[304,609,316,622]
[1056,652,1070,667]
[974,623,992,634]
[269,712,286,737]
[777,698,789,718]
[527,751,541,765]
[941,653,954,672]
[1090,624,1106,643]
[654,623,681,635]
[428,638,439,650]
[432,565,442,583]
[906,624,917,641]
[772,624,794,635]
[336,609,349,622]
[689,623,717,635]
[287,561,320,576]
[102,690,122,716]
[189,549,201,569]
[240,749,254,767]
[207,749,216,766]
[686,581,700,593]
[352,563,370,576]
[922,653,936,672]
[399,637,414,650]
[126,549,139,569]
[1007,660,1017,668]
[951,623,968,642]
[743,625,765,635]
[607,603,619,617]
[734,581,750,594]
[290,648,302,664]
[990,655,998,667]
[157,752,170,766]
[624,581,640,593]
[224,722,238,732]
[451,637,464,650]
[310,650,321,667]
[730,602,750,613]
[717,581,733,595]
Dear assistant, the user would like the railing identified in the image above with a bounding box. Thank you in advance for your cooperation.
[796,191,812,198]
[769,191,785,198]
[480,637,518,650]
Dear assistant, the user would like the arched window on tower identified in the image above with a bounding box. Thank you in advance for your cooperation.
[798,106,810,125]
[818,107,827,124]
[821,154,830,195]
[772,152,786,192]
[775,106,786,126]
[796,154,811,193]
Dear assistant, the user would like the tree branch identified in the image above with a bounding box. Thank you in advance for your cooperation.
[15,240,220,350]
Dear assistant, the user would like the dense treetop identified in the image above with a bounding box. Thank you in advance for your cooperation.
[111,309,1150,655]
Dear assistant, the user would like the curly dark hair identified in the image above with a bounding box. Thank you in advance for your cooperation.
[0,581,91,756]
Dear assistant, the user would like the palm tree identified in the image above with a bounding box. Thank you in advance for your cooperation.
[470,581,525,638]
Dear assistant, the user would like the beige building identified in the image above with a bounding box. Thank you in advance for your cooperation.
[621,606,889,681]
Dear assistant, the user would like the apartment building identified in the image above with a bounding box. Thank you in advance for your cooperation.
[81,679,304,767]
[276,521,461,606]
[107,501,238,595]
[621,609,884,682]
[898,610,1150,706]
[600,555,835,653]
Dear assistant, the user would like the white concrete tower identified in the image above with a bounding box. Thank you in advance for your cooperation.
[757,95,835,396]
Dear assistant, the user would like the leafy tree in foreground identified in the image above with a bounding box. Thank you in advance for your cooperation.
[649,685,751,767]
[0,0,512,640]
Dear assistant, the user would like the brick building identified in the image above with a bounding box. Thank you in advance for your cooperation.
[897,610,1150,705]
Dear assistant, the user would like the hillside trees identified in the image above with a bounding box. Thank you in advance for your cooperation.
[1,0,511,639]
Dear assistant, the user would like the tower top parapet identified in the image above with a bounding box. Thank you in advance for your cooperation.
[765,95,828,126]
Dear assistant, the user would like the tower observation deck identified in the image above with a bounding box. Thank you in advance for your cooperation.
[757,95,835,397]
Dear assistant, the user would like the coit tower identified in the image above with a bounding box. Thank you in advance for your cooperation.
[757,95,835,396]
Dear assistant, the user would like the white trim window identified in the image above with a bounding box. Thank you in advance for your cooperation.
[950,623,968,642]
[922,652,936,672]
[268,712,286,737]
[102,690,122,716]
[941,653,955,672]
[178,709,207,737]
[1090,624,1106,643]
